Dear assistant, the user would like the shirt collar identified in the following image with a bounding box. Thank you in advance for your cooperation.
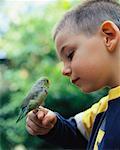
[108,86,120,101]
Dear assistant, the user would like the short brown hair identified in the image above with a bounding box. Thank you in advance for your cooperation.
[53,0,120,40]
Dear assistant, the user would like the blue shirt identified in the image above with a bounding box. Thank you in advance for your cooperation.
[39,86,120,149]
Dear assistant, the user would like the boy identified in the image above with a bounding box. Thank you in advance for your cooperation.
[26,0,120,149]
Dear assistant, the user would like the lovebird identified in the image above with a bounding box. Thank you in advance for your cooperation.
[16,76,50,123]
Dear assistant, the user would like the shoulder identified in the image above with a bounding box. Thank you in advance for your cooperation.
[74,95,109,139]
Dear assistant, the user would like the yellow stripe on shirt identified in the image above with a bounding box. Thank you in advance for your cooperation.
[82,95,108,138]
[82,86,120,139]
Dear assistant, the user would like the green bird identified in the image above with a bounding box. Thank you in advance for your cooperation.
[16,76,49,123]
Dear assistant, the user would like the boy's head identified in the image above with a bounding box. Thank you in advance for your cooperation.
[53,0,120,93]
[53,0,120,39]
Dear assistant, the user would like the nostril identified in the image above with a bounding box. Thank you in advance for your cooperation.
[62,71,67,76]
[62,68,71,76]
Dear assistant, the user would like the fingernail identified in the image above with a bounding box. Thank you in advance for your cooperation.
[33,109,38,114]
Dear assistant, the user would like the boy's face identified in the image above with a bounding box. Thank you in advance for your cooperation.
[55,29,112,93]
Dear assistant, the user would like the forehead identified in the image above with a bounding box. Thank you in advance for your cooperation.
[55,30,78,54]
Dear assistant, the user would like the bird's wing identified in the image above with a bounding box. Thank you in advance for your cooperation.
[21,88,43,108]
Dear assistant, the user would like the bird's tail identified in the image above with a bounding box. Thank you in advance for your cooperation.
[16,107,27,123]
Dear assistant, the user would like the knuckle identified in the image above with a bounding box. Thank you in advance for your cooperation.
[43,119,51,127]
[26,117,29,124]
[42,120,47,127]
[27,110,32,116]
[33,127,39,133]
[29,112,34,119]
[48,112,56,122]
[53,115,57,123]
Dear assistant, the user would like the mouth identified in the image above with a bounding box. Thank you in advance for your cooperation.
[71,77,80,85]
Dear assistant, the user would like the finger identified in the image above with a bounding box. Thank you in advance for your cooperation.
[26,118,50,135]
[27,111,43,127]
[48,111,57,125]
[26,124,36,136]
[42,111,57,128]
[38,106,49,114]
[37,110,45,121]
[26,117,42,132]
[27,111,38,121]
[27,112,50,129]
[36,106,48,120]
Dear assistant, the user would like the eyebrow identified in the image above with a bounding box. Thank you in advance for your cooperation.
[57,46,66,61]
[60,46,66,57]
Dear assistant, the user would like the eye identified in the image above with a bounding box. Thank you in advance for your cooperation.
[67,51,74,61]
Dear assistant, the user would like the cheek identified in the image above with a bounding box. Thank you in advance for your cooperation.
[71,40,107,78]
[72,52,93,71]
[72,55,101,79]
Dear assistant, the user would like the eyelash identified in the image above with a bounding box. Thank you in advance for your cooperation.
[67,51,74,61]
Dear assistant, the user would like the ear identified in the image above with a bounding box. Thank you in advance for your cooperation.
[100,21,120,52]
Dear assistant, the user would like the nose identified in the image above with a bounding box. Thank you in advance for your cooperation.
[62,66,72,77]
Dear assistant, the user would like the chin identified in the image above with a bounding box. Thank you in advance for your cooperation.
[81,89,93,93]
[77,86,90,93]
[79,86,100,93]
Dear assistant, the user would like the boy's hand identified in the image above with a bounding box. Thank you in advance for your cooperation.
[26,106,57,136]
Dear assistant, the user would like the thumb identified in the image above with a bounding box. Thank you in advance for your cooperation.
[42,110,57,128]
[36,106,48,120]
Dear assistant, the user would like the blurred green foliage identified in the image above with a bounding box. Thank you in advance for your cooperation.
[0,0,109,149]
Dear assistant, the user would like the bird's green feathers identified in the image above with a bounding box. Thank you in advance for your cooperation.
[16,77,49,123]
[16,106,28,123]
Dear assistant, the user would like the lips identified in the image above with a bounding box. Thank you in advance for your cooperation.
[72,77,80,85]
